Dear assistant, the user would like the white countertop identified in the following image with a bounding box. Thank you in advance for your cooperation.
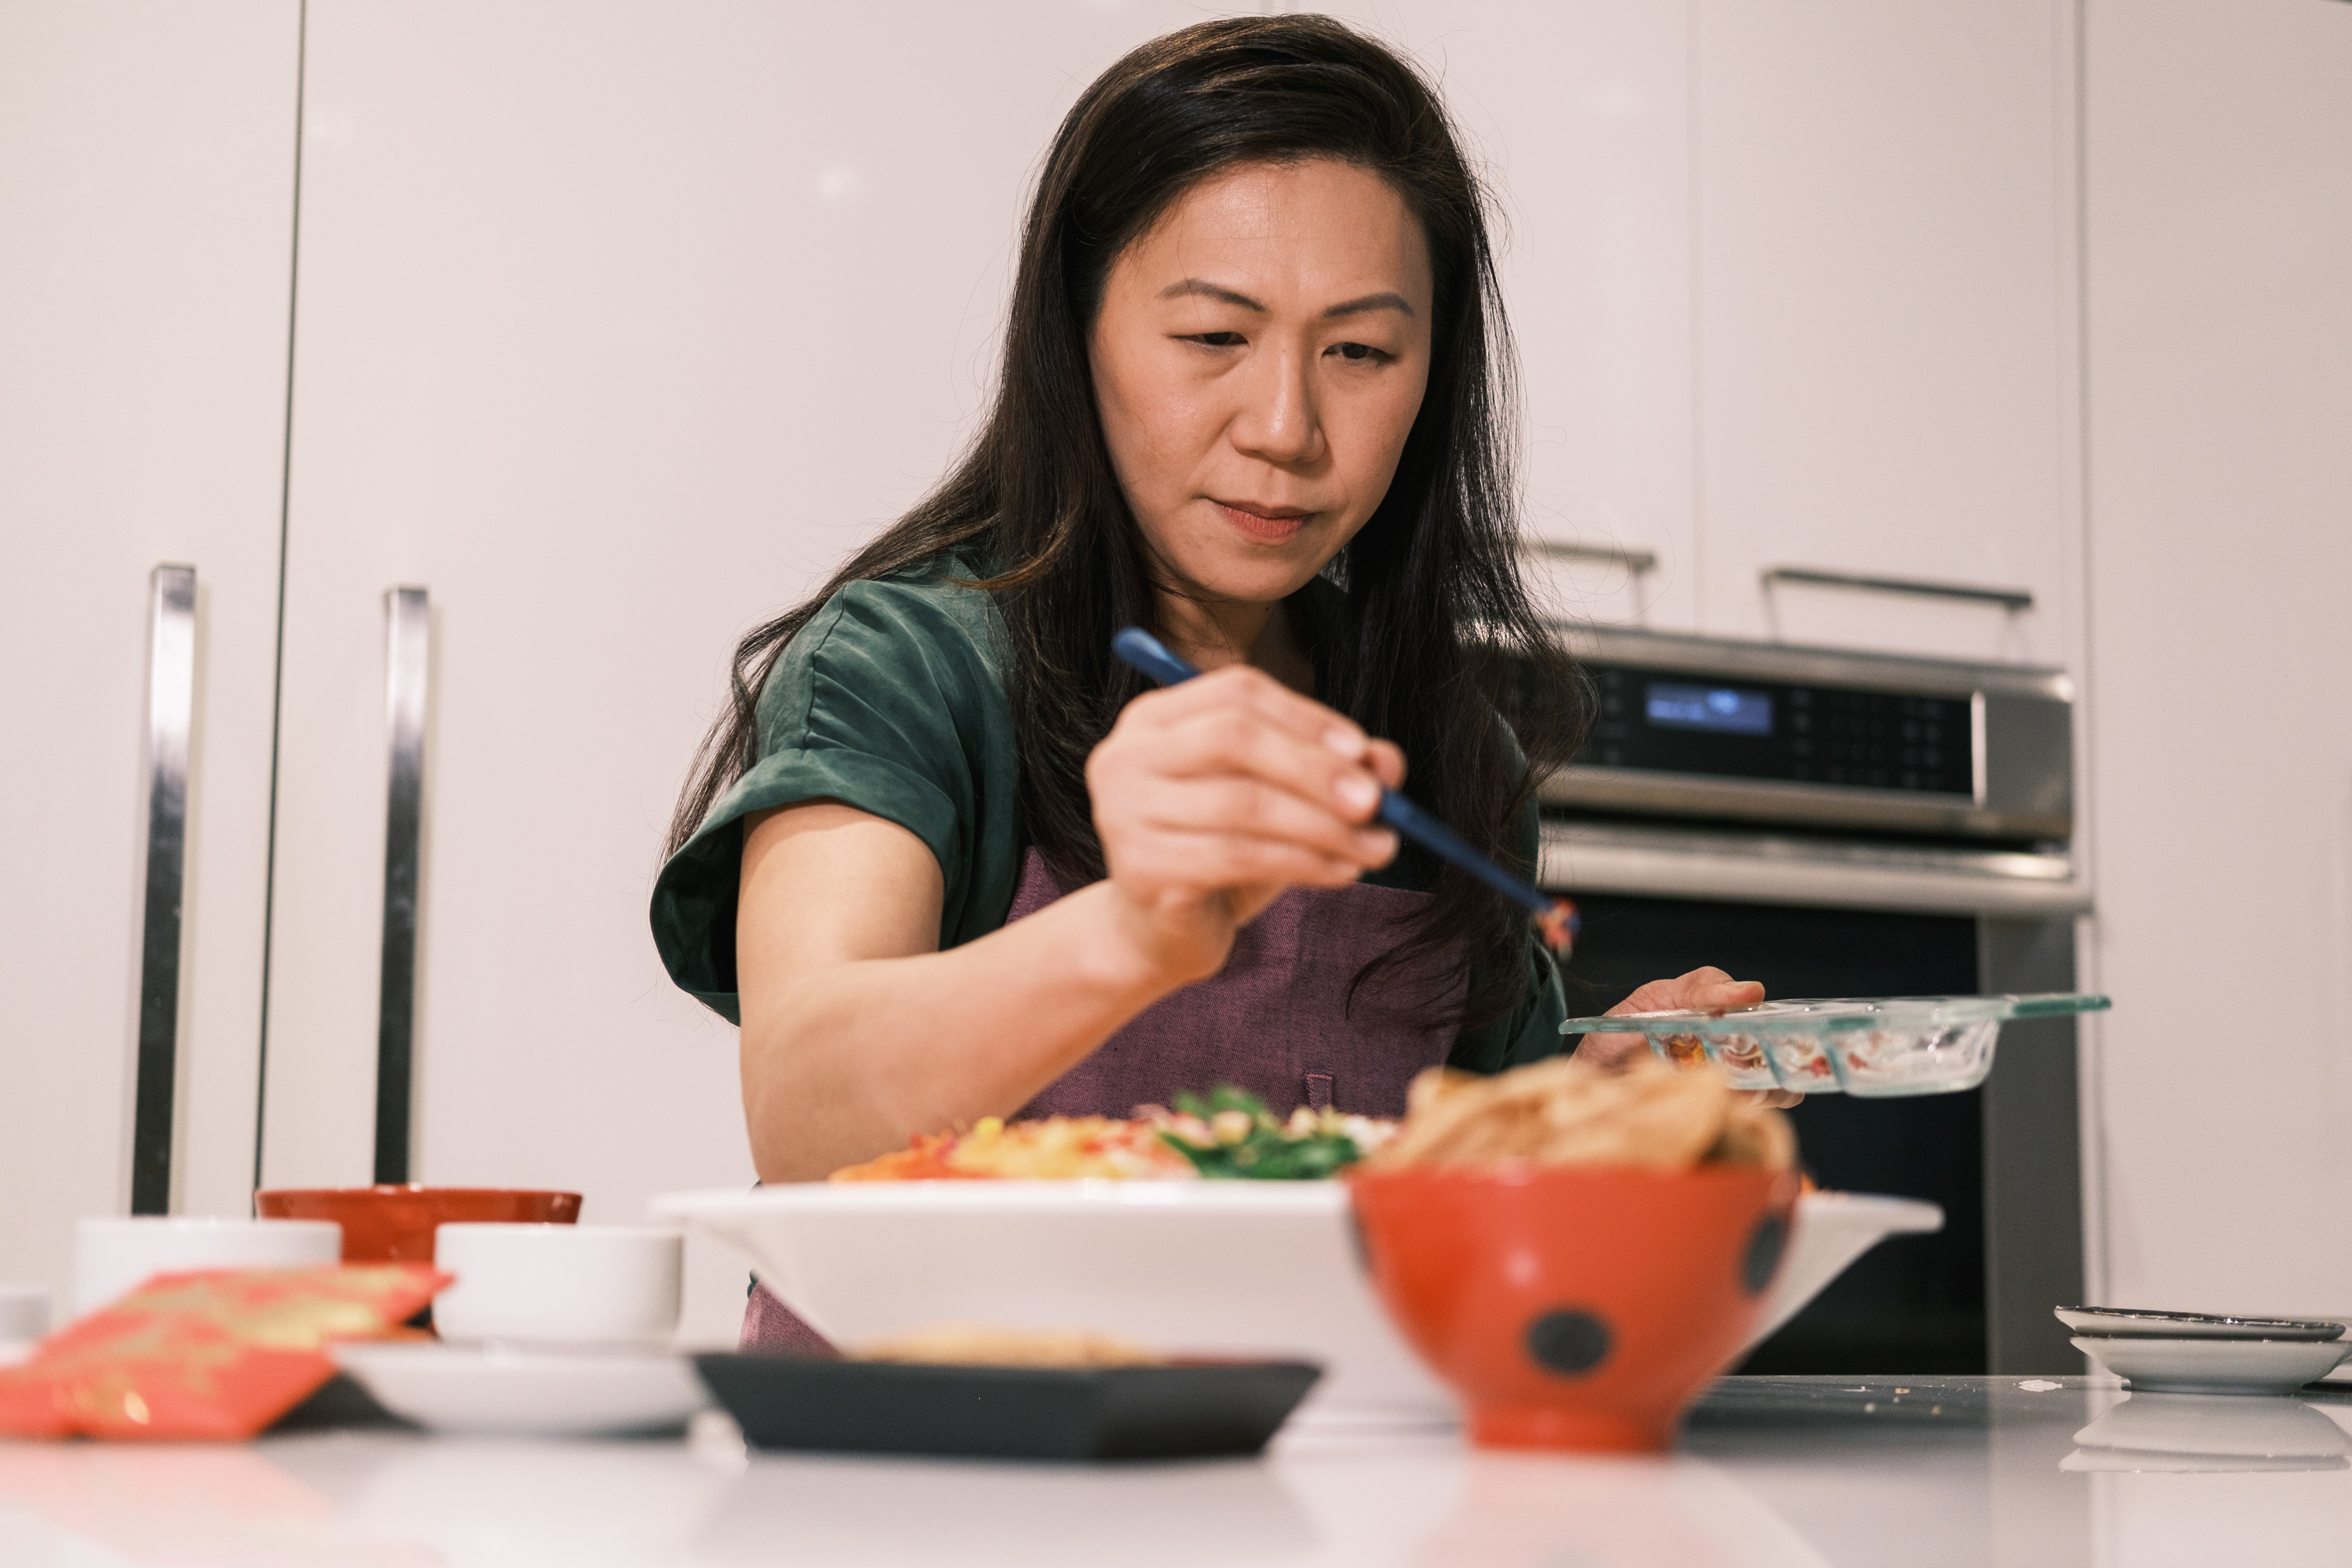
[4,1376,2350,1566]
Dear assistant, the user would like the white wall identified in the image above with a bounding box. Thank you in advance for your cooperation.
[2083,0,2352,1314]
[0,2,299,1305]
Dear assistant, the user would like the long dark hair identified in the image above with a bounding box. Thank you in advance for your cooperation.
[667,14,1586,1029]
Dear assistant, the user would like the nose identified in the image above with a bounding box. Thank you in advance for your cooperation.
[1228,342,1326,468]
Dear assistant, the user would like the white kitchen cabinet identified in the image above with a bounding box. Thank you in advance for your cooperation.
[256,0,1238,1343]
[1319,2,2086,661]
[1310,2,1698,631]
[0,2,301,1303]
[2082,0,2352,1315]
[1691,0,2083,666]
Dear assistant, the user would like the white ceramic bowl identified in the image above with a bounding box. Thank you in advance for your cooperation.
[70,1216,343,1317]
[333,1341,707,1436]
[653,1183,1940,1424]
[433,1223,683,1347]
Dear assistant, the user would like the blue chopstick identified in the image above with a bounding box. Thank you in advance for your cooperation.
[1110,628,1570,931]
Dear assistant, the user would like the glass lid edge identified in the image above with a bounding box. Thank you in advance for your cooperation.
[1558,992,2111,1036]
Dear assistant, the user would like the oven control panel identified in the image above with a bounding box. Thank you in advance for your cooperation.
[1587,664,1974,798]
[1534,628,2074,843]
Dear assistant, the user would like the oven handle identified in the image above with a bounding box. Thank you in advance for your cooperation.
[1538,822,2089,918]
[1762,566,2032,613]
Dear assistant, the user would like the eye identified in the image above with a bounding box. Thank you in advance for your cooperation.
[1329,341,1387,363]
[1184,332,1246,349]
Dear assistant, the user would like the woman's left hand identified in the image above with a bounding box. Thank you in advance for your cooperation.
[1573,966,1802,1109]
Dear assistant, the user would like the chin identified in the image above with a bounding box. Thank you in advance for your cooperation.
[1176,556,1327,606]
[1154,520,1337,606]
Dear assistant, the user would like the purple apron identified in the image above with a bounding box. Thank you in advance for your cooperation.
[740,849,1464,1352]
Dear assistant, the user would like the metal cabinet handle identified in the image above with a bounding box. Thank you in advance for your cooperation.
[131,565,197,1214]
[1521,538,1659,575]
[375,587,430,1185]
[1762,565,2033,612]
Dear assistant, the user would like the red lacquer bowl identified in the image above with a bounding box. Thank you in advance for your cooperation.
[254,1186,582,1262]
[1348,1162,1797,1452]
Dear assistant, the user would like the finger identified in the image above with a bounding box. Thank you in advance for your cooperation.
[1607,976,1688,1016]
[1117,829,1368,894]
[1689,977,1767,1011]
[1149,705,1388,823]
[1123,664,1372,760]
[1675,967,1765,998]
[1365,738,1406,791]
[1608,967,1765,1017]
[1132,776,1399,869]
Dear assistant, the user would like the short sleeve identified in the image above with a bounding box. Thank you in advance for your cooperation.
[649,564,1019,1023]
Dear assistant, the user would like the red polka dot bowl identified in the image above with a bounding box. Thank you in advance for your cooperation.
[1347,1162,1798,1452]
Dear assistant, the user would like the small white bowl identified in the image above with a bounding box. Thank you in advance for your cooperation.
[2071,1334,2352,1396]
[71,1216,342,1317]
[334,1341,707,1436]
[433,1223,682,1347]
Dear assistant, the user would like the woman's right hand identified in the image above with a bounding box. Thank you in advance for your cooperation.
[1085,663,1404,986]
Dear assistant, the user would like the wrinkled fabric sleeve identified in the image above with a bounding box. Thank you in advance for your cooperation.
[648,573,1003,1024]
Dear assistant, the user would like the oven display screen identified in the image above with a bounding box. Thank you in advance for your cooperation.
[1645,682,1773,737]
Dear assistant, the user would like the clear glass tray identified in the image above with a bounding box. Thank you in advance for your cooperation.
[1556,993,2111,1097]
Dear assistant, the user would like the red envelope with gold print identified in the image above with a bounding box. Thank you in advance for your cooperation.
[0,1264,447,1441]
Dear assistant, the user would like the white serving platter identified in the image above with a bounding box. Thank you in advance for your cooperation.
[654,1183,1941,1425]
[332,1342,709,1437]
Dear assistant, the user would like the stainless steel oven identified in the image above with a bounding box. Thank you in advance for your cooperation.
[1529,626,2088,1375]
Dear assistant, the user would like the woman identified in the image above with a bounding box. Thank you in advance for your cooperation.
[651,16,1761,1346]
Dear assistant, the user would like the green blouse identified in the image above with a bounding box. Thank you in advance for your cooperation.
[648,554,1567,1071]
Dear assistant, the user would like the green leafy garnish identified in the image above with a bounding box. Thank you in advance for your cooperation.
[1157,1087,1370,1181]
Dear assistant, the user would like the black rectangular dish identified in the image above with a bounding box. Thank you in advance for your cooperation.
[692,1353,1321,1461]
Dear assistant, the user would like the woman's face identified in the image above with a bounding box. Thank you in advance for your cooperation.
[1089,159,1435,610]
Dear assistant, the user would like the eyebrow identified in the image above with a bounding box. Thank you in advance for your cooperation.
[1322,291,1415,321]
[1157,279,1416,320]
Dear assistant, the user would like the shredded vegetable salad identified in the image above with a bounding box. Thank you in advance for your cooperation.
[826,1089,1396,1182]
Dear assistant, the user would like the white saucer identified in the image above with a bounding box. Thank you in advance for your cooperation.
[333,1341,710,1437]
[2056,1306,2345,1342]
[2071,1334,2351,1396]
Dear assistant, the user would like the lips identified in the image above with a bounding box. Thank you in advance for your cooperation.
[1211,499,1312,544]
